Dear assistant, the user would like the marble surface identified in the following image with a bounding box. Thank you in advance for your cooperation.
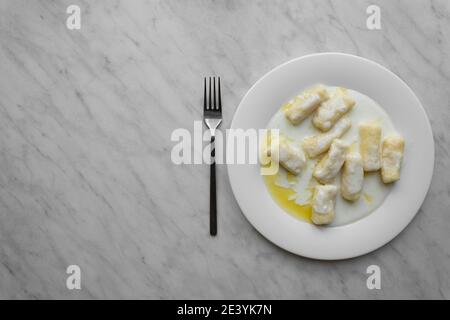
[0,0,449,299]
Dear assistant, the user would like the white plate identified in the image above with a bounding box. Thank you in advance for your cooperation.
[227,53,434,260]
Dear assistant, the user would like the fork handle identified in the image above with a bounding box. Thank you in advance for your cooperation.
[210,135,217,236]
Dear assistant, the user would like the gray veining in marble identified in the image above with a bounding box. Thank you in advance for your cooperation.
[0,0,449,299]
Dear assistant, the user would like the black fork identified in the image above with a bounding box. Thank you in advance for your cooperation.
[203,77,222,236]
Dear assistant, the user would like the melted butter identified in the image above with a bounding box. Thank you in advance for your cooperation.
[263,173,312,222]
[363,192,373,204]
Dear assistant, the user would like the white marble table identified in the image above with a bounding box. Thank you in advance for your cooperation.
[0,0,449,299]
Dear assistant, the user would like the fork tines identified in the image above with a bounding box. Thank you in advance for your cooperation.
[203,77,222,117]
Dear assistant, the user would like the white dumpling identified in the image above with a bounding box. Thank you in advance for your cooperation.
[359,121,382,172]
[341,151,364,201]
[302,117,351,158]
[311,185,337,225]
[312,88,355,131]
[313,139,349,184]
[269,134,306,175]
[284,85,329,125]
[381,134,405,183]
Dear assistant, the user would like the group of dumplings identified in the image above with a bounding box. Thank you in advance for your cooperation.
[271,85,405,226]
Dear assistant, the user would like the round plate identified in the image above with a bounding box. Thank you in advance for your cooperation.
[227,53,434,260]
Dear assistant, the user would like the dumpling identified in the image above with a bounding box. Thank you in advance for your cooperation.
[302,117,351,158]
[359,121,382,171]
[341,151,364,201]
[312,88,355,131]
[284,85,329,125]
[269,134,306,175]
[311,184,337,225]
[381,134,405,183]
[313,139,349,184]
